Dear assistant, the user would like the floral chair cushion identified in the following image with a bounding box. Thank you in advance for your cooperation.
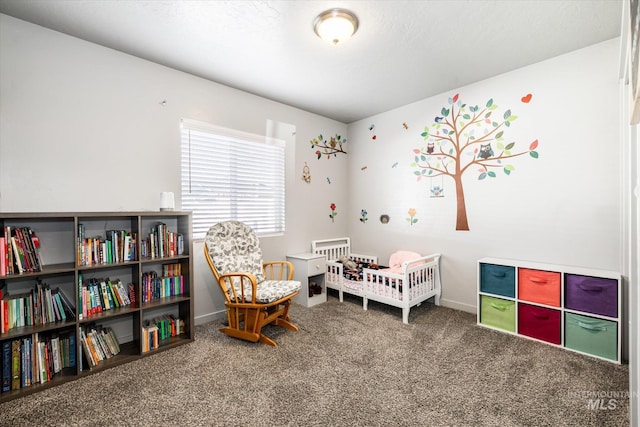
[204,221,301,303]
[233,280,301,304]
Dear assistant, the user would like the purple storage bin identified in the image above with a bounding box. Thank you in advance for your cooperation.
[564,274,617,318]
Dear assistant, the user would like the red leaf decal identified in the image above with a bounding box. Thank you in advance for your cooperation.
[529,139,539,150]
[413,149,420,154]
[453,93,459,102]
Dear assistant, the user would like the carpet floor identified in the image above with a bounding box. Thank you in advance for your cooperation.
[0,294,630,426]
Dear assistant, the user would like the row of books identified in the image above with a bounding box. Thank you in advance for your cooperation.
[77,226,136,266]
[141,264,185,303]
[0,226,43,275]
[140,223,184,259]
[1,331,76,393]
[141,315,184,353]
[1,281,75,333]
[77,275,134,320]
[79,324,120,369]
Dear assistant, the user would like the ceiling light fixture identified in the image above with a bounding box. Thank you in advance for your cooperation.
[313,8,359,45]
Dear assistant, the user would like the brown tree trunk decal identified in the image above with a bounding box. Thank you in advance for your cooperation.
[454,174,469,231]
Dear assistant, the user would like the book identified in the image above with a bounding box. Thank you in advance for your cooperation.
[4,226,13,275]
[55,287,76,319]
[79,328,96,368]
[68,333,76,368]
[26,228,44,270]
[107,280,121,308]
[0,236,6,275]
[99,280,111,311]
[78,273,84,319]
[11,339,20,390]
[10,237,24,274]
[51,335,61,373]
[2,340,11,392]
[53,292,66,321]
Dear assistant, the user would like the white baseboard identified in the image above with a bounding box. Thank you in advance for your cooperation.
[195,310,226,326]
[439,298,476,314]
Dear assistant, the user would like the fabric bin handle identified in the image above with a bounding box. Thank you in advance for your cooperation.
[577,321,606,332]
[491,271,506,278]
[490,302,508,311]
[529,277,548,284]
[532,312,549,320]
[577,282,603,292]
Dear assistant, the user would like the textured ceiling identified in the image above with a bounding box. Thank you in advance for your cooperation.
[0,0,624,123]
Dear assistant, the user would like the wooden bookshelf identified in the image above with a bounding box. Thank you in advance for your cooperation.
[0,212,194,402]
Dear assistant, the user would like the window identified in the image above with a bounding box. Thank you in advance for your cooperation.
[180,119,286,239]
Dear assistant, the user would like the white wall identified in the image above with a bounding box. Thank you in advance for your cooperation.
[346,39,622,314]
[0,14,350,324]
[0,14,628,344]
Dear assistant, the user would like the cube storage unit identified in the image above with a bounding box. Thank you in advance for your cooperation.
[477,257,621,363]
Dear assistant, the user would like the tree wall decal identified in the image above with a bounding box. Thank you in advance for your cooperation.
[411,93,539,231]
[310,134,347,159]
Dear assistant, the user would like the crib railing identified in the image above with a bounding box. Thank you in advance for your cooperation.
[365,254,440,302]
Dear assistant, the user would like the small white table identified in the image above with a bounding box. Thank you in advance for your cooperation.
[286,253,327,307]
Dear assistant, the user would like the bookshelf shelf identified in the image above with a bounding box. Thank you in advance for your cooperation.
[0,211,194,402]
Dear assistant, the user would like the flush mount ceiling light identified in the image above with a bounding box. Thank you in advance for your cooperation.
[313,8,359,45]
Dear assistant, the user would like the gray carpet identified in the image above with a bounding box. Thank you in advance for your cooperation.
[0,294,630,426]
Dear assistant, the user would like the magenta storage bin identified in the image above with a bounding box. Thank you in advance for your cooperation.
[518,303,561,345]
[564,274,617,318]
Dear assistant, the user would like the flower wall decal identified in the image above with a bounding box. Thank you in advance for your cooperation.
[359,209,368,223]
[329,203,337,222]
[406,208,418,226]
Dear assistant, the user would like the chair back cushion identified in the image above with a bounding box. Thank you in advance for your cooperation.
[204,221,265,283]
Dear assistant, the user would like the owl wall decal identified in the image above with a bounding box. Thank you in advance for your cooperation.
[426,142,435,154]
[477,143,494,159]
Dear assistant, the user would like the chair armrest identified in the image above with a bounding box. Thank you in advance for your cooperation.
[218,272,259,304]
[263,261,295,280]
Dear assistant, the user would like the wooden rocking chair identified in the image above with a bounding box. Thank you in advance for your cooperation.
[203,221,301,346]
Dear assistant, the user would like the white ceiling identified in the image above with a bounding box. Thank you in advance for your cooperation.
[0,0,624,123]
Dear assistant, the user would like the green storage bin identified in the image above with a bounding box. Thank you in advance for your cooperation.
[565,312,618,361]
[480,295,516,332]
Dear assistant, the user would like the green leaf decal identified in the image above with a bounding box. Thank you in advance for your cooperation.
[503,168,511,175]
[488,171,496,178]
[486,99,493,108]
[530,151,539,158]
[505,142,515,150]
[503,109,511,120]
[463,114,471,120]
[495,131,503,139]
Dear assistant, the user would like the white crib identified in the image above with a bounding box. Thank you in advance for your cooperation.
[311,237,442,323]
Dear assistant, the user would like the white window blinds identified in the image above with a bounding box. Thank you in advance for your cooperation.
[180,119,286,239]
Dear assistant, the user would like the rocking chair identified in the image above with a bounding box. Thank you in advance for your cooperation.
[203,221,301,346]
